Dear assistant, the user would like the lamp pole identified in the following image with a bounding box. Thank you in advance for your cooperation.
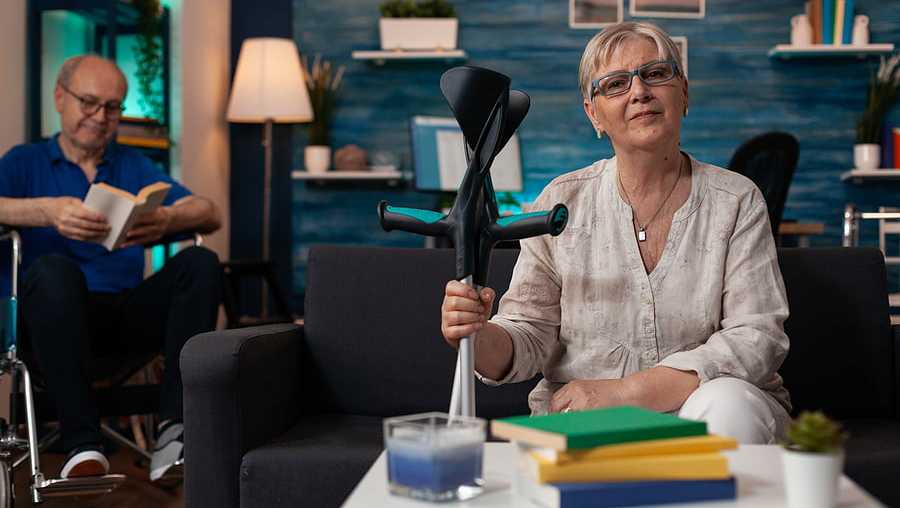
[261,118,273,318]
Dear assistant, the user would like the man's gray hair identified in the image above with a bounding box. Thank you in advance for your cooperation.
[578,21,685,100]
[56,54,128,95]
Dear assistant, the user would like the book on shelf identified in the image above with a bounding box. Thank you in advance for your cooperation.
[83,181,171,250]
[523,449,731,484]
[530,434,737,465]
[117,116,169,150]
[490,406,707,451]
[514,474,737,508]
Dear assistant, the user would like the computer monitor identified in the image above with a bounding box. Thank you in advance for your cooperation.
[410,116,523,192]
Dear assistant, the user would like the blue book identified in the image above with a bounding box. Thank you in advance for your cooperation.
[823,0,834,44]
[842,0,855,44]
[517,476,737,508]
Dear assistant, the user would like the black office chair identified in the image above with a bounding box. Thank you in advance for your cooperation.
[727,132,799,234]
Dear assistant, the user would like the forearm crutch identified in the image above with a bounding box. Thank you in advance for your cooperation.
[378,66,568,417]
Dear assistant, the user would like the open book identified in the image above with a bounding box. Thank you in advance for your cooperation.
[83,181,171,250]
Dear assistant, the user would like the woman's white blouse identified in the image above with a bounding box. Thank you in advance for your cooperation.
[479,155,791,416]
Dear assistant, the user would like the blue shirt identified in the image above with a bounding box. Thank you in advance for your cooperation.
[0,135,191,296]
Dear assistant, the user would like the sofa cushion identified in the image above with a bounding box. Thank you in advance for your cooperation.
[239,414,384,508]
[303,246,536,417]
[777,248,895,418]
[842,418,900,507]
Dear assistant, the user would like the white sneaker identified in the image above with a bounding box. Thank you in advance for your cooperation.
[60,446,110,479]
[150,421,184,484]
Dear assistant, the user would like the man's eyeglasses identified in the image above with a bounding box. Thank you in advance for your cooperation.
[59,82,125,118]
[590,60,681,99]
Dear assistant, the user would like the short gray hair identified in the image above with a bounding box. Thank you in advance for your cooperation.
[57,54,128,96]
[578,22,685,100]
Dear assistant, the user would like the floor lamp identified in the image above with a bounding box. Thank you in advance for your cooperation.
[227,38,312,317]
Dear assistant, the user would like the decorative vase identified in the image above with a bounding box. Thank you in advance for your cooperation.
[790,14,813,47]
[852,15,870,46]
[854,144,881,170]
[379,18,458,51]
[305,145,331,174]
[782,448,844,508]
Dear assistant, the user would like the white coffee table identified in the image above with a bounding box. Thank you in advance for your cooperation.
[342,443,884,507]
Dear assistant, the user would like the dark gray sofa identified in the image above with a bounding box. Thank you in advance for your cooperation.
[181,246,900,507]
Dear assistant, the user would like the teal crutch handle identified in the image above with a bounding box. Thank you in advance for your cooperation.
[378,201,451,237]
[490,203,568,242]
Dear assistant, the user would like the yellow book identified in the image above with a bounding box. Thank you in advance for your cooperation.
[525,451,730,484]
[532,434,738,465]
[833,0,845,46]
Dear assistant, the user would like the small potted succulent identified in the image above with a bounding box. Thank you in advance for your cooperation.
[782,411,848,508]
[379,0,458,51]
[855,53,900,170]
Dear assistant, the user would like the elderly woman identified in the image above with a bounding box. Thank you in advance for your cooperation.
[440,21,791,444]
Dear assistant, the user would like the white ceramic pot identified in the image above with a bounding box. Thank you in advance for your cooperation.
[854,144,881,170]
[852,15,870,46]
[379,18,458,51]
[305,146,331,174]
[791,14,813,47]
[782,448,843,508]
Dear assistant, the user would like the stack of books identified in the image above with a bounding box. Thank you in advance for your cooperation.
[491,406,738,508]
[116,117,170,150]
[804,0,857,46]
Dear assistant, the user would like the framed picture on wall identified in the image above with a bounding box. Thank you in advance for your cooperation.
[630,0,705,19]
[671,36,688,78]
[569,0,624,29]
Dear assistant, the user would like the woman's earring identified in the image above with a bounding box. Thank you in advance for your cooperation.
[683,107,689,117]
[596,130,604,139]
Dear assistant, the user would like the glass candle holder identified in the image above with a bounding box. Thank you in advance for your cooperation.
[384,412,486,502]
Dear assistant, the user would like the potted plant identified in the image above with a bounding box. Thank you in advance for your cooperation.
[782,411,847,508]
[302,55,345,173]
[855,53,900,170]
[379,0,458,51]
[132,0,165,125]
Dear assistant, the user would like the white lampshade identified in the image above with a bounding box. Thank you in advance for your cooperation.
[227,37,313,123]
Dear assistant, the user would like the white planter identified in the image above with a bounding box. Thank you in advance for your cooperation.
[854,143,881,170]
[782,448,844,508]
[305,146,331,174]
[379,18,458,51]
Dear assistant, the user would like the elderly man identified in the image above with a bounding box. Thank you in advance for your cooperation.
[0,55,221,483]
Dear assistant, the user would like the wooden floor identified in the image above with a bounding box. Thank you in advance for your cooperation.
[12,448,183,507]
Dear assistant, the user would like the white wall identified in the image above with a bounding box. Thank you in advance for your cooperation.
[0,0,26,154]
[171,0,231,261]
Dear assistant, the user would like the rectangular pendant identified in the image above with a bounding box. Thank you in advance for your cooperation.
[638,229,647,242]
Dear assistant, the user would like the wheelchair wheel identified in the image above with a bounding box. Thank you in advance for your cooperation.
[0,461,11,508]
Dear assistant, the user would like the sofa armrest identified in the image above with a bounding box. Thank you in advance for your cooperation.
[181,323,303,508]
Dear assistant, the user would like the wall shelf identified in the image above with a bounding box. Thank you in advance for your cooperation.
[841,169,900,183]
[768,43,895,59]
[351,49,467,65]
[292,167,407,186]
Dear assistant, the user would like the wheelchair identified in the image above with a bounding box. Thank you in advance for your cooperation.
[0,224,165,504]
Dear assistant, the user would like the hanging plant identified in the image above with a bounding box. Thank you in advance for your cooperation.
[133,0,165,123]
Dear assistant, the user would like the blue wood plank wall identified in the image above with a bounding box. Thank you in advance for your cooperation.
[291,0,900,301]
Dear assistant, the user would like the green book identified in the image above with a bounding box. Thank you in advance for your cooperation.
[491,406,707,451]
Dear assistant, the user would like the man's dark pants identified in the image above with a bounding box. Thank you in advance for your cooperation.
[18,246,221,452]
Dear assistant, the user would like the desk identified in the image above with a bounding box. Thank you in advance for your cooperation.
[343,443,883,507]
[777,222,825,247]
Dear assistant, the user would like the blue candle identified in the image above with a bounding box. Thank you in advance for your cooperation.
[387,439,483,493]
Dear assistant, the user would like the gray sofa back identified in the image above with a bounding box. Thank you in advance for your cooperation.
[303,246,896,420]
[303,246,535,419]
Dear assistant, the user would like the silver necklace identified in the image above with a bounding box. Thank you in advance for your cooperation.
[618,156,683,242]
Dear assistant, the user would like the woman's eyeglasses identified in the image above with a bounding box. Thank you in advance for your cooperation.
[590,60,681,99]
[59,83,125,118]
